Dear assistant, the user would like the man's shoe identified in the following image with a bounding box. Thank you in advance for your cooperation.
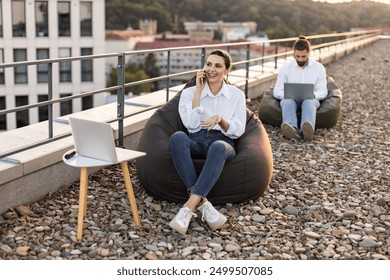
[281,122,301,140]
[301,121,314,141]
[198,201,227,231]
[169,207,197,235]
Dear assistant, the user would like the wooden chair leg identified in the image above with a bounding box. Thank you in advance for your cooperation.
[120,161,141,225]
[77,167,89,240]
[82,168,88,217]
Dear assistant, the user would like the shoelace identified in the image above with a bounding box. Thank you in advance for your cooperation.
[201,205,217,222]
[179,208,197,224]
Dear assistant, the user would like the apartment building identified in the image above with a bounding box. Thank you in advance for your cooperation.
[183,21,257,42]
[134,40,221,88]
[134,40,275,89]
[0,0,106,131]
[105,22,157,74]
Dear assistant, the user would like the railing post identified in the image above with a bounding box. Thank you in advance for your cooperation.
[261,42,265,73]
[117,53,126,147]
[274,43,279,69]
[47,63,53,138]
[245,44,250,99]
[318,48,322,63]
[226,47,230,80]
[166,50,171,102]
[285,43,288,59]
[201,48,206,68]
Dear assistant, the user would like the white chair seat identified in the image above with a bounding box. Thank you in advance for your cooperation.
[63,148,146,168]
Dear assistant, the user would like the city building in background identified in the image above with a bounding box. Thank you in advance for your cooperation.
[0,0,105,131]
[183,21,257,42]
[134,40,220,88]
[105,20,157,74]
[133,40,276,89]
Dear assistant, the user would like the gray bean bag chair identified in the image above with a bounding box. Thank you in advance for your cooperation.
[136,78,273,205]
[258,76,342,128]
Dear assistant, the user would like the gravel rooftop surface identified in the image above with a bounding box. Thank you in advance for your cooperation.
[0,39,389,260]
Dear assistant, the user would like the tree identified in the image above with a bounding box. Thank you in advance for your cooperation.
[106,62,152,96]
[105,0,390,39]
[143,53,160,91]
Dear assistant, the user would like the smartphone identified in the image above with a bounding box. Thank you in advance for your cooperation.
[201,71,207,84]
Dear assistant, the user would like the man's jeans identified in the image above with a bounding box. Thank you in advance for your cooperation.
[169,129,236,198]
[280,99,320,130]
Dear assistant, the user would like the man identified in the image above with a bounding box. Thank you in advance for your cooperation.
[273,35,327,141]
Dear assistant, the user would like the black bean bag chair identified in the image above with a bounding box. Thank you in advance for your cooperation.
[258,76,342,128]
[136,78,273,205]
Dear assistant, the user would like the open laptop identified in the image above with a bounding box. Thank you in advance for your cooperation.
[284,83,315,100]
[69,117,119,163]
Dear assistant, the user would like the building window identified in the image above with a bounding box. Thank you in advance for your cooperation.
[81,48,93,82]
[35,1,48,37]
[0,96,6,130]
[82,95,93,110]
[15,96,29,128]
[0,1,3,37]
[60,93,72,116]
[59,48,71,82]
[58,1,71,37]
[38,94,48,122]
[80,2,92,36]
[12,0,26,37]
[37,49,49,83]
[0,48,4,84]
[14,49,28,84]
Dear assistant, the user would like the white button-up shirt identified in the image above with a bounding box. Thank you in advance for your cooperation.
[179,82,246,139]
[273,57,328,100]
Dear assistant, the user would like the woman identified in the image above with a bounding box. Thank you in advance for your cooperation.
[169,49,247,234]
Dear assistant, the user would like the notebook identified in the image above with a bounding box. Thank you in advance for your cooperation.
[284,83,315,100]
[69,117,119,163]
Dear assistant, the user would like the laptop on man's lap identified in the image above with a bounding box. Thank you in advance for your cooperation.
[284,83,315,100]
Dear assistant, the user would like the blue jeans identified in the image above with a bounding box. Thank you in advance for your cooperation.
[280,99,320,130]
[169,129,236,198]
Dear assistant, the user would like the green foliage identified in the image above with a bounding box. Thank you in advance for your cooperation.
[106,63,152,96]
[106,53,161,95]
[106,0,390,38]
[106,0,172,32]
[144,53,160,90]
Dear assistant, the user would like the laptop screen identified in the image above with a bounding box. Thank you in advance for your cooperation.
[69,117,118,163]
[284,83,314,100]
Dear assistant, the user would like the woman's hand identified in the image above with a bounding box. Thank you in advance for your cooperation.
[192,69,207,108]
[201,115,222,130]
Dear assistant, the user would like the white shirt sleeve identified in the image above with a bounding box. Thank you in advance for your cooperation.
[224,88,246,139]
[314,63,328,100]
[273,64,288,100]
[178,86,203,131]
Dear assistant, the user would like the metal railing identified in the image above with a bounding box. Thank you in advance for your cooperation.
[0,29,381,159]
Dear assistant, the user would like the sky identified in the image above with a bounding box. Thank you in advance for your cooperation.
[313,0,390,4]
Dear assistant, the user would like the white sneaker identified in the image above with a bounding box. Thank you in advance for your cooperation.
[169,207,197,235]
[301,121,314,141]
[198,201,227,231]
[281,122,301,140]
